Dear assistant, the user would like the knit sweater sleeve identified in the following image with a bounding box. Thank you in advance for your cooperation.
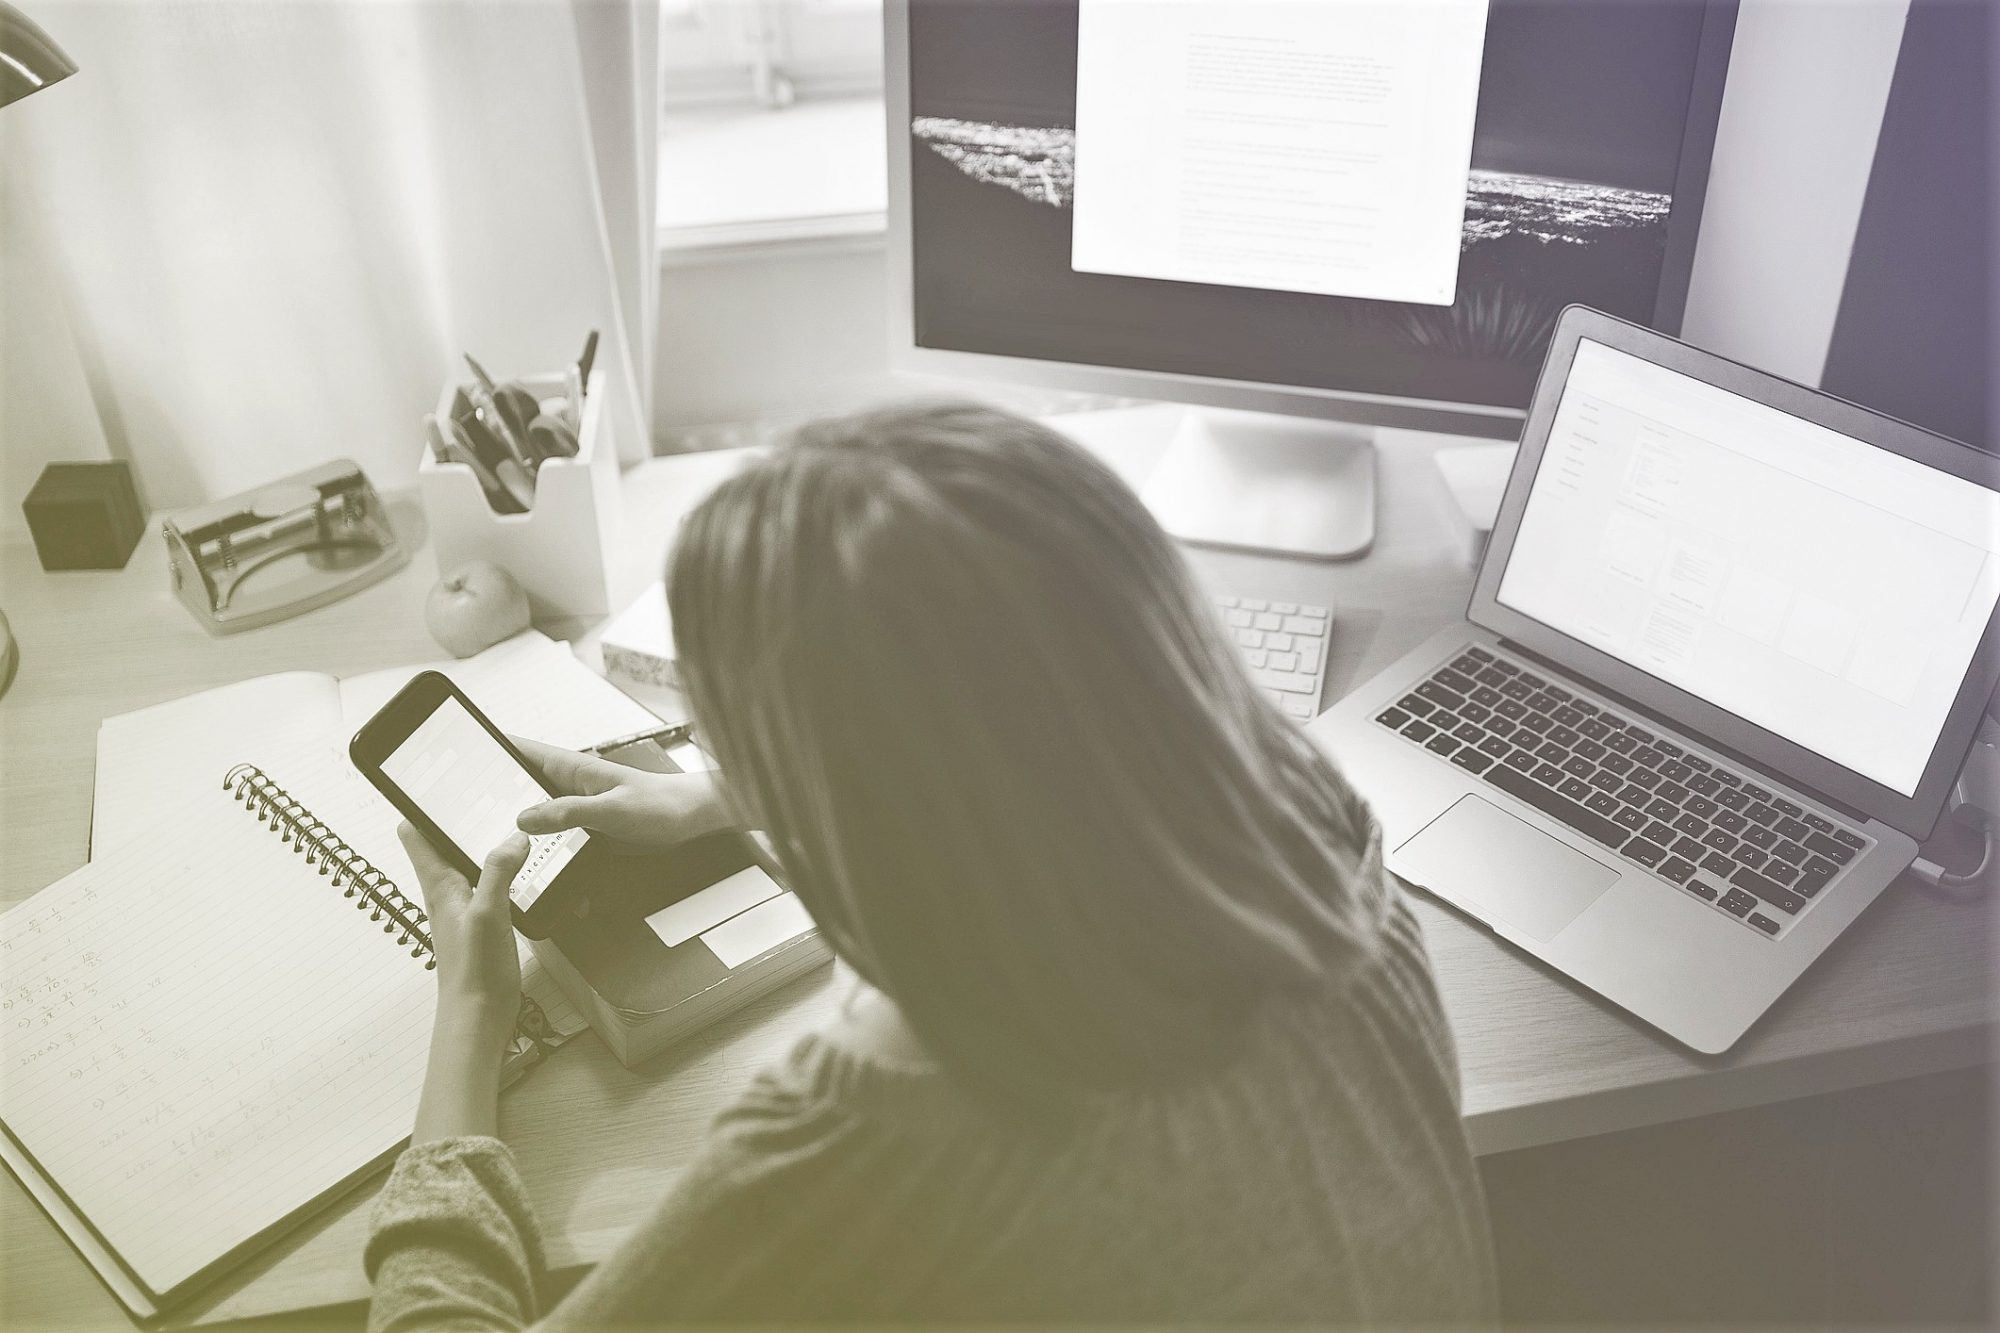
[363,1039,920,1330]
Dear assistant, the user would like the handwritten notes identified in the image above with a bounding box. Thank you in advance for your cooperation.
[0,791,435,1297]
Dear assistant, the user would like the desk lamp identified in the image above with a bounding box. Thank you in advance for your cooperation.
[1,2,76,698]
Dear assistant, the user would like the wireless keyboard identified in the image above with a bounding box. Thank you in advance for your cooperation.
[1216,594,1331,720]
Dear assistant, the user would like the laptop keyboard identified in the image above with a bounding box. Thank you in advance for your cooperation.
[1374,646,1872,938]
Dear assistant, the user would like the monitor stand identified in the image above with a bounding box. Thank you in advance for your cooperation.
[1140,408,1376,560]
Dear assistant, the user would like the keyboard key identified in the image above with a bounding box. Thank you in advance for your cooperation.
[1700,851,1735,877]
[1833,827,1866,849]
[1282,613,1325,635]
[1716,788,1751,811]
[1684,795,1718,819]
[1745,802,1780,825]
[1534,743,1565,766]
[1502,679,1536,701]
[1451,654,1483,674]
[1548,725,1581,747]
[1687,773,1720,796]
[1280,695,1314,720]
[1487,763,1630,850]
[1475,669,1509,689]
[1747,912,1780,936]
[1478,736,1511,759]
[1271,601,1297,614]
[1519,712,1554,735]
[1572,698,1601,717]
[1773,839,1809,866]
[1496,698,1527,720]
[1269,650,1300,672]
[1804,831,1855,865]
[1455,722,1485,743]
[1618,782,1651,806]
[1631,747,1663,769]
[1600,752,1634,775]
[1528,692,1563,713]
[1613,806,1648,832]
[1585,791,1620,816]
[1225,608,1253,627]
[1684,754,1712,773]
[1658,857,1695,884]
[1247,648,1270,668]
[1736,846,1768,870]
[1772,797,1803,816]
[1628,768,1663,790]
[1545,683,1573,701]
[1486,719,1517,740]
[1627,726,1656,744]
[1558,777,1592,801]
[1657,781,1690,804]
[1578,718,1611,741]
[1239,597,1267,611]
[1588,768,1621,792]
[1654,739,1684,758]
[1255,611,1283,630]
[1743,781,1772,800]
[1400,694,1435,717]
[1605,731,1638,754]
[1731,867,1806,914]
[1774,815,1811,842]
[1796,864,1836,898]
[1645,798,1679,822]
[1377,708,1411,730]
[1673,836,1706,861]
[1741,825,1777,849]
[1489,655,1515,673]
[1505,749,1536,772]
[1673,812,1708,837]
[1625,837,1667,867]
[1713,770,1742,787]
[1532,763,1564,786]
[1254,668,1319,696]
[1552,706,1584,729]
[1574,739,1607,762]
[1714,810,1747,834]
[1403,720,1436,742]
[1426,734,1460,757]
[1562,755,1596,779]
[1451,748,1494,775]
[1764,860,1799,885]
[1684,877,1721,901]
[1461,703,1491,723]
[1718,887,1757,917]
[1418,681,1465,710]
[1643,820,1677,845]
[1701,829,1737,855]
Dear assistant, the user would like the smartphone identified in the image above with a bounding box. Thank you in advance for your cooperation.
[350,670,596,937]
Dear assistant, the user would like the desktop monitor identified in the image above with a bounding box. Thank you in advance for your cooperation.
[885,0,1738,557]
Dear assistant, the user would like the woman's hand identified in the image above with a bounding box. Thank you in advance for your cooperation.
[512,736,736,849]
[397,822,524,1032]
[397,822,526,1144]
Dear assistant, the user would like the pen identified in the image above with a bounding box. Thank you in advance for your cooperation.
[587,722,691,755]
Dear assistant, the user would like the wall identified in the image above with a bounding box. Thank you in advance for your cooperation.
[654,0,1920,441]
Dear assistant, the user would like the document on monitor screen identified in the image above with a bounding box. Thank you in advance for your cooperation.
[1499,339,2000,798]
[1071,0,1489,304]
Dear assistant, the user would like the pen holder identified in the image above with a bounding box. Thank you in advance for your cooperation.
[420,369,621,620]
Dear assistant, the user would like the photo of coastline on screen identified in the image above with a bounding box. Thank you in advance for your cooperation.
[907,0,1715,410]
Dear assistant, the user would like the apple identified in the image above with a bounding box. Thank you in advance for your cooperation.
[426,560,530,658]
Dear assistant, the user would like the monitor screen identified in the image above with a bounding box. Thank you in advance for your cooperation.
[904,0,1728,412]
[1497,338,2000,797]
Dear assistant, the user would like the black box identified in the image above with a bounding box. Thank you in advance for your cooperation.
[23,462,145,571]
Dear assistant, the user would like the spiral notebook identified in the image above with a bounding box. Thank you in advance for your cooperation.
[0,744,567,1321]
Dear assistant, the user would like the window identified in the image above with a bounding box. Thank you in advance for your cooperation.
[661,0,884,109]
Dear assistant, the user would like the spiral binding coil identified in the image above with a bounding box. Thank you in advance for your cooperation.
[222,763,436,969]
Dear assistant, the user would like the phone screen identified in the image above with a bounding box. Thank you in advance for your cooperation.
[379,696,586,911]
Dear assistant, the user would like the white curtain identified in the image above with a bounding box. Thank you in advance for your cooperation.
[0,0,657,523]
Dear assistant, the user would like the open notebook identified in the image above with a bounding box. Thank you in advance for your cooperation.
[3,748,462,1317]
[0,633,672,1318]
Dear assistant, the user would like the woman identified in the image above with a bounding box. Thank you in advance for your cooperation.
[369,401,1496,1327]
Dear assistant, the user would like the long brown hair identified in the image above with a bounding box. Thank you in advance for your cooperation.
[668,401,1385,1102]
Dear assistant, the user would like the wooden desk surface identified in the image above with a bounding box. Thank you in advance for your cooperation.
[2,418,1992,1327]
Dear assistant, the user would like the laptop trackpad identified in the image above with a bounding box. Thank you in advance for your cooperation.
[1395,795,1619,942]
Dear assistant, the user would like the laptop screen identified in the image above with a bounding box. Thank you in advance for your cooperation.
[1497,337,2000,798]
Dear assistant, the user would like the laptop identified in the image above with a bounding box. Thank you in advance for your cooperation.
[1310,306,2000,1053]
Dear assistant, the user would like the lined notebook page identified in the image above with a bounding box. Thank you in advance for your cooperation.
[0,790,435,1298]
[92,673,342,854]
[337,631,663,747]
